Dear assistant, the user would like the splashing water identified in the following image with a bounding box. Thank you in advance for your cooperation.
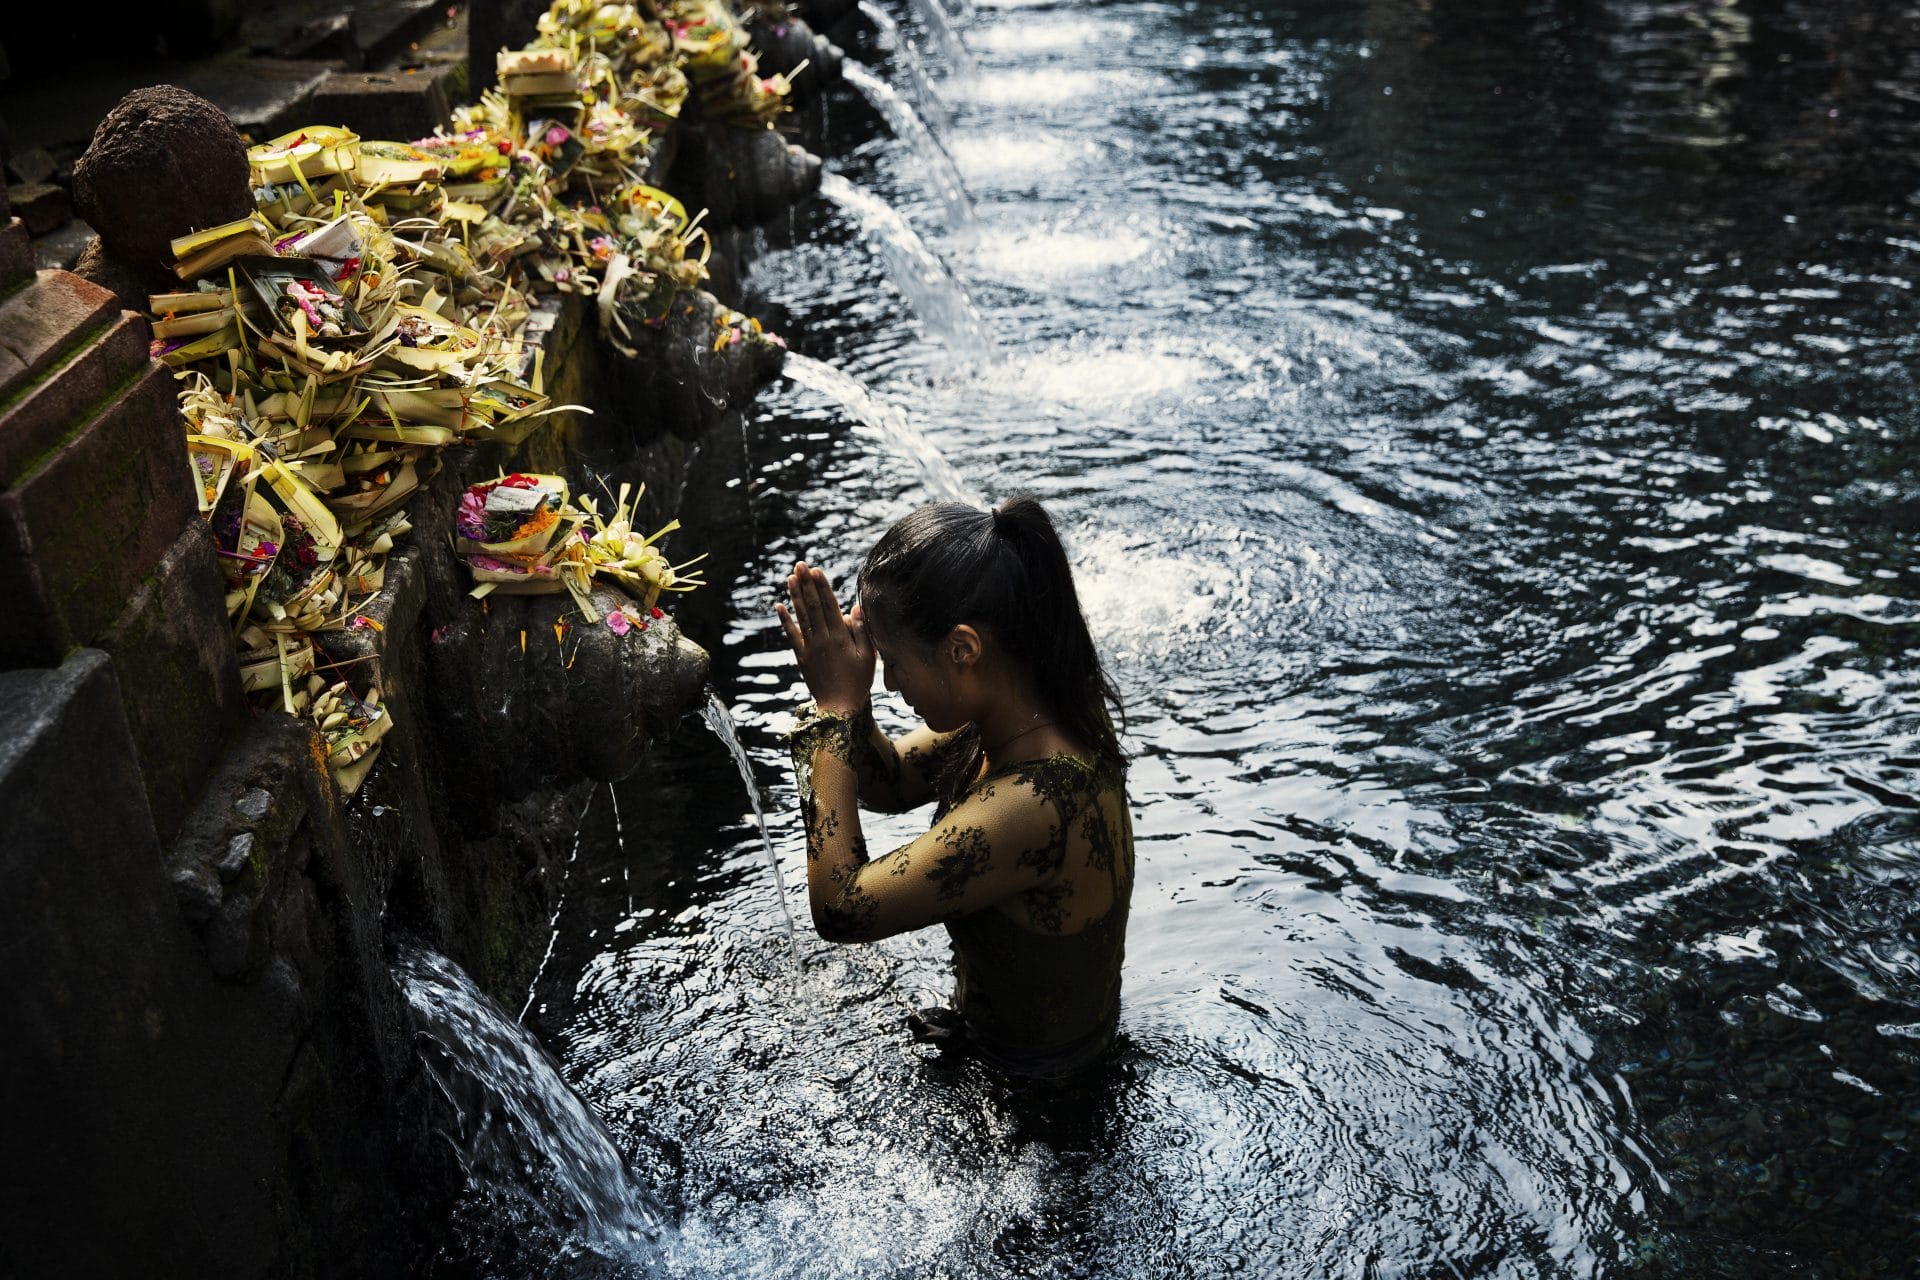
[703,690,803,969]
[782,352,979,504]
[397,947,662,1259]
[841,63,974,233]
[818,172,994,364]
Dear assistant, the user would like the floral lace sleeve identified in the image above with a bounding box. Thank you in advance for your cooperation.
[791,703,960,814]
[787,733,1097,944]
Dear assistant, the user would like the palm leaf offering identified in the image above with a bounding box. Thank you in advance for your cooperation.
[150,0,799,790]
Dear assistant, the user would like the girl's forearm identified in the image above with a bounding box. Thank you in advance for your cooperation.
[799,746,877,939]
[789,707,878,939]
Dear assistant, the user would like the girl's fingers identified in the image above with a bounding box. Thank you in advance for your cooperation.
[786,563,812,632]
[774,602,804,653]
[809,566,847,624]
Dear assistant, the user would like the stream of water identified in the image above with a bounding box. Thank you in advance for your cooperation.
[438,0,1920,1275]
[703,690,804,968]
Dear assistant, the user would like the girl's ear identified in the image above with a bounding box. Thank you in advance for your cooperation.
[946,624,983,670]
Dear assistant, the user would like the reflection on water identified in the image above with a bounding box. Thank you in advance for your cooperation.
[444,0,1920,1275]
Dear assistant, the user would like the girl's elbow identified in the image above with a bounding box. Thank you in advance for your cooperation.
[810,900,885,944]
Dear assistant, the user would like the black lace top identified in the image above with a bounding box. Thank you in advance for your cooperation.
[790,708,1134,1078]
[935,753,1133,1076]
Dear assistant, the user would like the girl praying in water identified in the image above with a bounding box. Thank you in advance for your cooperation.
[777,496,1134,1078]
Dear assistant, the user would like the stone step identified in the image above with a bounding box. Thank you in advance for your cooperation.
[0,360,197,667]
[0,269,122,409]
[0,311,152,488]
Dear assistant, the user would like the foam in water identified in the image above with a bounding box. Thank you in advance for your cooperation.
[782,352,979,504]
[703,690,804,969]
[840,62,975,234]
[396,947,661,1258]
[817,171,994,365]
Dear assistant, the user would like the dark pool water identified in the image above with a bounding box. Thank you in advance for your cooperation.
[440,1,1920,1276]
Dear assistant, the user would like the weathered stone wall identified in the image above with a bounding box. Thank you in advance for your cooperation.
[0,22,837,1266]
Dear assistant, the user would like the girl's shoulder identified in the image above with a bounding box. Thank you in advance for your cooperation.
[973,751,1123,807]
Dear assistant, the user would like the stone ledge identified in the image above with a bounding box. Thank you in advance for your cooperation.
[0,269,121,407]
[0,312,152,486]
[0,360,198,666]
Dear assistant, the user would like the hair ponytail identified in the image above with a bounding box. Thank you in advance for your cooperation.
[858,495,1127,770]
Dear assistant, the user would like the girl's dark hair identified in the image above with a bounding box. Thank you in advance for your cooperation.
[857,495,1126,770]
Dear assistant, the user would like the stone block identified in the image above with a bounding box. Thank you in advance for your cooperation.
[0,311,150,485]
[0,218,30,292]
[11,180,70,236]
[100,522,248,846]
[7,146,58,188]
[0,268,119,406]
[0,648,170,1087]
[0,360,197,667]
[306,70,452,142]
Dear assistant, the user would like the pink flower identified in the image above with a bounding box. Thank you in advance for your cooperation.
[606,609,632,636]
[546,124,571,146]
[457,487,488,539]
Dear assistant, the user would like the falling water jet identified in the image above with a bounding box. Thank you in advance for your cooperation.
[520,785,595,1023]
[904,0,976,76]
[855,0,950,133]
[841,62,974,234]
[783,352,980,505]
[702,690,804,969]
[819,171,995,366]
[397,947,663,1257]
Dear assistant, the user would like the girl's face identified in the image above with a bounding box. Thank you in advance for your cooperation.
[873,629,965,732]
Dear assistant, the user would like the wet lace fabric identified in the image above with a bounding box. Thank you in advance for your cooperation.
[939,754,1133,1076]
[790,710,1134,1076]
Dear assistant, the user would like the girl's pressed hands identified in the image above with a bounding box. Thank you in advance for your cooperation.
[775,561,874,715]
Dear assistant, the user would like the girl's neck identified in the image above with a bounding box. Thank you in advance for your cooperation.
[976,697,1064,768]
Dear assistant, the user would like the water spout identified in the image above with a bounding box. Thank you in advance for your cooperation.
[702,690,804,969]
[783,353,980,505]
[841,62,974,233]
[520,786,595,1024]
[855,0,950,132]
[819,172,994,366]
[905,0,976,76]
[397,947,661,1257]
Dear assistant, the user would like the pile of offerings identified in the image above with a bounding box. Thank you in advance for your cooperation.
[151,0,795,790]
